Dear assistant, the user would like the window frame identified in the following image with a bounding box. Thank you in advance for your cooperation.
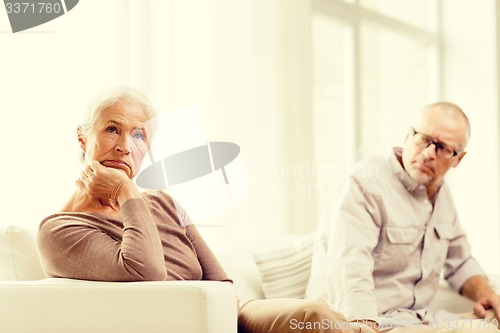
[311,0,441,162]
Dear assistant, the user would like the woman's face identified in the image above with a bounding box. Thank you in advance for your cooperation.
[78,101,150,179]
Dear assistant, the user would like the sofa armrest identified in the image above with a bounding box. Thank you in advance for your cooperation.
[0,278,238,333]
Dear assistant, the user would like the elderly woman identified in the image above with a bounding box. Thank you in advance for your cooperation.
[37,87,229,282]
[37,87,371,333]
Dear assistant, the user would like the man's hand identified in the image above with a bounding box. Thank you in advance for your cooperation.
[461,275,500,321]
[473,294,500,319]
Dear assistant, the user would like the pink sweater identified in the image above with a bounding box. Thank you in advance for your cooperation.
[37,190,230,282]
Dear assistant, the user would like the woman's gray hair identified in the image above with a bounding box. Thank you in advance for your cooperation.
[80,86,156,135]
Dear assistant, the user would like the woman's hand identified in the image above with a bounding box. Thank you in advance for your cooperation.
[77,160,139,204]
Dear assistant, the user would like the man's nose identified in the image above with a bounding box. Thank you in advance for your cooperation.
[422,142,437,159]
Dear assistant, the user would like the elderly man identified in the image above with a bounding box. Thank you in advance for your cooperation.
[306,102,500,332]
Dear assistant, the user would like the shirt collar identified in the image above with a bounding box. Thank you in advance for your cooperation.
[387,147,421,193]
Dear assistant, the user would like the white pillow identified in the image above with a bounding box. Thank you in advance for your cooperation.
[253,234,314,299]
[0,225,46,280]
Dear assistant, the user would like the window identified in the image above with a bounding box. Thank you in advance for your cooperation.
[311,0,439,215]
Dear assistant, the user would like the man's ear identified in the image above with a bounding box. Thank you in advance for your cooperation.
[403,131,411,145]
[453,151,467,168]
[77,126,86,153]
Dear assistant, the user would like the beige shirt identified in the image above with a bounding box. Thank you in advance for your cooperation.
[306,148,484,325]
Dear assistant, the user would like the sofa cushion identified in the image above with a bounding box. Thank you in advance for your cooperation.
[213,245,265,302]
[253,234,314,299]
[0,225,46,280]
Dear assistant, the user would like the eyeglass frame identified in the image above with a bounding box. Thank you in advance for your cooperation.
[410,127,463,159]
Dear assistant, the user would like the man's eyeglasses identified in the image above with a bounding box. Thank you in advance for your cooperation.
[411,128,462,159]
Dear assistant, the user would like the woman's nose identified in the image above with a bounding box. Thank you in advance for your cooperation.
[115,135,131,154]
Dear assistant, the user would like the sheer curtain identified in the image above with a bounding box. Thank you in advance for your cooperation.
[0,0,124,229]
[123,0,315,244]
[310,0,436,222]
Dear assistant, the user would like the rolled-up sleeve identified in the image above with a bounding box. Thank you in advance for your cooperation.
[444,219,486,293]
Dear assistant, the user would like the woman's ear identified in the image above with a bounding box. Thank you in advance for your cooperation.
[77,126,86,153]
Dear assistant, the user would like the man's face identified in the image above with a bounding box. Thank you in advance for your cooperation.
[402,107,468,191]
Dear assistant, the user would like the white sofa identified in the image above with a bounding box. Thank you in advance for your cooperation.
[0,225,491,333]
[0,225,238,333]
